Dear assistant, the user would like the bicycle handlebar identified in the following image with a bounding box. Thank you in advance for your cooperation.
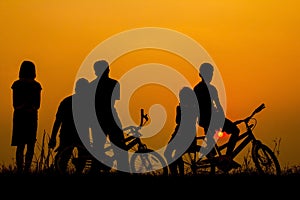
[139,108,149,127]
[253,103,265,115]
[234,103,265,125]
[123,109,149,137]
[250,103,265,118]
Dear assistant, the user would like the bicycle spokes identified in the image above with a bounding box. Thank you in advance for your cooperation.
[257,148,277,172]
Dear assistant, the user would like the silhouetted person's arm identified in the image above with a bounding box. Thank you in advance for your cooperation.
[33,88,41,110]
[49,103,64,149]
[48,118,61,149]
[112,81,120,102]
[211,86,225,118]
[175,104,181,124]
[12,88,23,110]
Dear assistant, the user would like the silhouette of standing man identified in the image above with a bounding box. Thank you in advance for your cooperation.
[90,60,129,173]
[48,78,90,174]
[193,62,240,161]
[11,60,42,173]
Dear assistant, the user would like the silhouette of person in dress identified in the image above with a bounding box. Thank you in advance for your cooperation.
[11,60,42,173]
[164,87,199,176]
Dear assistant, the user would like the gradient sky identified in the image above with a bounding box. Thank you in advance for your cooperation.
[1,0,300,169]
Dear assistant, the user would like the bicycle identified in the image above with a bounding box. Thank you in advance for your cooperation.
[180,103,281,176]
[53,109,169,176]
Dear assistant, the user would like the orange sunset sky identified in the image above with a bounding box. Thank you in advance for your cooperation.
[1,0,300,169]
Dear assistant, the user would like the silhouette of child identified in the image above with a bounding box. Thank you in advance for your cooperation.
[11,60,42,173]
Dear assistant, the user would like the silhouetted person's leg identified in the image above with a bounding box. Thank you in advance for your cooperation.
[110,110,129,173]
[55,145,73,174]
[202,127,217,174]
[164,130,179,176]
[165,151,179,175]
[204,127,217,158]
[175,156,184,176]
[89,141,106,174]
[16,144,25,173]
[110,133,129,173]
[89,122,109,174]
[24,142,35,173]
[164,145,178,176]
[168,162,178,176]
[223,118,240,156]
[76,147,90,174]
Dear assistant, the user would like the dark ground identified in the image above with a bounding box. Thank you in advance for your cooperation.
[0,171,298,199]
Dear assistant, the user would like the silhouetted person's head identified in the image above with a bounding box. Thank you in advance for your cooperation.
[19,60,36,80]
[199,62,214,83]
[93,60,110,78]
[75,78,90,95]
[179,87,196,107]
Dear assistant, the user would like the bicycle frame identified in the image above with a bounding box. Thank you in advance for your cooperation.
[215,127,255,159]
[52,108,168,175]
[181,103,281,175]
[91,109,149,165]
[212,103,265,159]
[123,109,169,175]
[122,109,149,151]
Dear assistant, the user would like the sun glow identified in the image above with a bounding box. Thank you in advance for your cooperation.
[216,130,228,139]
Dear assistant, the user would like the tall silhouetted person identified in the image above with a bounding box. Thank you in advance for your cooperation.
[164,87,199,176]
[11,60,42,173]
[193,62,240,164]
[48,78,91,174]
[90,60,129,173]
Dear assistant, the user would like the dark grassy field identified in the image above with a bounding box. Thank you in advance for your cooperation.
[0,157,299,199]
[1,154,299,177]
[0,165,298,199]
[1,137,298,197]
[1,138,299,177]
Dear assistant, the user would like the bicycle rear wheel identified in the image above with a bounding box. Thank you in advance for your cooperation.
[252,141,281,176]
[54,145,93,175]
[181,145,215,176]
[130,149,168,176]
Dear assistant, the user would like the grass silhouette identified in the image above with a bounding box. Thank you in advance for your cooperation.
[1,133,299,177]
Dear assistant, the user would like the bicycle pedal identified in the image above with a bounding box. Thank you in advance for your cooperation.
[230,160,241,169]
[215,155,241,171]
[207,150,217,158]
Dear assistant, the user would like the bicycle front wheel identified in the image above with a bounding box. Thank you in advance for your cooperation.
[252,141,281,176]
[130,149,168,176]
